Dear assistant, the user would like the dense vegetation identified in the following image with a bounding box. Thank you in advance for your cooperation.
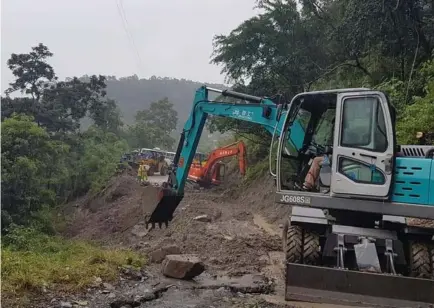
[208,0,434,153]
[1,44,178,231]
[0,45,156,300]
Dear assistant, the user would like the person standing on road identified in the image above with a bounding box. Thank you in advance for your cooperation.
[137,162,148,184]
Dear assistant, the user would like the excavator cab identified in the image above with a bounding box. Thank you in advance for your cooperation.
[279,100,336,192]
[211,161,226,185]
[275,89,434,306]
[277,90,395,195]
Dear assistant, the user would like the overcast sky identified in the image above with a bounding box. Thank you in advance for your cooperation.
[1,0,258,92]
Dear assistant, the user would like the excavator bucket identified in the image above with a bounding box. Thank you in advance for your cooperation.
[140,185,183,229]
[285,263,434,308]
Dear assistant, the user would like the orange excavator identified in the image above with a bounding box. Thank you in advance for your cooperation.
[187,141,247,187]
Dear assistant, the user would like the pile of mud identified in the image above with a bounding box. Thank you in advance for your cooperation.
[63,165,288,276]
[63,174,147,244]
[142,197,282,276]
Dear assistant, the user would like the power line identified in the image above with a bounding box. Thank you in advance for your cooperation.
[114,0,144,75]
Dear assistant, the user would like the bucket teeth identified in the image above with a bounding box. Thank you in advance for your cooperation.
[145,219,170,229]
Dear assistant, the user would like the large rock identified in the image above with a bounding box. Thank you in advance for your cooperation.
[161,254,205,279]
[149,245,181,263]
[131,224,149,238]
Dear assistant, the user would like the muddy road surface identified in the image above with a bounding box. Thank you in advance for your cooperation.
[148,175,168,185]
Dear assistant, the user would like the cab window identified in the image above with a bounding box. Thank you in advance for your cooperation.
[312,108,335,146]
[340,96,388,152]
[141,151,153,159]
[285,108,311,155]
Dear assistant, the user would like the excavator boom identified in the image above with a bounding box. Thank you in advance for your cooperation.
[143,86,287,227]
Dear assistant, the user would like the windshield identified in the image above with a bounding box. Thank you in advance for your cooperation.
[278,109,307,190]
[194,153,206,162]
[141,150,153,159]
[312,108,335,146]
[281,108,311,157]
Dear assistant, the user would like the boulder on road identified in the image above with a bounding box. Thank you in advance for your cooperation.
[161,254,205,279]
[130,224,149,238]
[149,245,181,263]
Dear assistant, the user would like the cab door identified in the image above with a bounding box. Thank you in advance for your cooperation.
[331,91,395,200]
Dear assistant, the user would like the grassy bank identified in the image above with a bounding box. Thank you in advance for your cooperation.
[2,226,146,303]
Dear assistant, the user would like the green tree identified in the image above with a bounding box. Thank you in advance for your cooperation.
[213,0,434,97]
[5,43,56,100]
[74,127,128,193]
[210,0,434,144]
[396,59,434,144]
[40,74,109,133]
[135,97,177,135]
[1,44,130,233]
[88,98,124,133]
[1,114,68,230]
[2,44,121,134]
[126,97,178,149]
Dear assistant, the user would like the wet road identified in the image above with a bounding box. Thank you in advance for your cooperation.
[148,175,168,185]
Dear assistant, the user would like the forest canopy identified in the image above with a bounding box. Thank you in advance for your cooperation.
[0,44,180,231]
[208,0,434,144]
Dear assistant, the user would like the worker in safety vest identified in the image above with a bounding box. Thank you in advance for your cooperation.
[137,161,148,183]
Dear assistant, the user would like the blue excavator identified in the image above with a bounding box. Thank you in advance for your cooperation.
[142,86,434,307]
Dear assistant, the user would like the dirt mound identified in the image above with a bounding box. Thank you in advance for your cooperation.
[63,174,146,243]
[63,168,285,276]
[142,195,281,276]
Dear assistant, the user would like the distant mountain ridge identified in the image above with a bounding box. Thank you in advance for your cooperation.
[102,75,227,128]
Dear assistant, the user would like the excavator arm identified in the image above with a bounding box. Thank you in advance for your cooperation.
[144,86,288,227]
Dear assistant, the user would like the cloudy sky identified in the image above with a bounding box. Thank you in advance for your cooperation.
[1,0,258,92]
